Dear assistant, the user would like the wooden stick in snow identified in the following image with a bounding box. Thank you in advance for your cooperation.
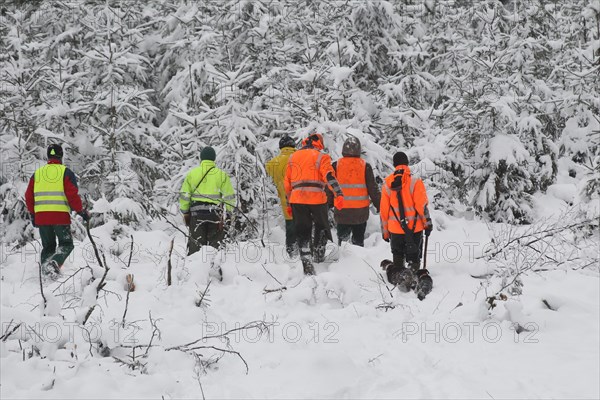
[167,238,174,286]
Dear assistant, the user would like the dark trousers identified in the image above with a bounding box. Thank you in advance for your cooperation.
[291,203,332,262]
[188,210,224,256]
[337,223,367,247]
[39,225,74,266]
[285,219,297,254]
[390,231,423,270]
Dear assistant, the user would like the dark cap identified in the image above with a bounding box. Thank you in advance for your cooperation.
[393,152,409,167]
[342,137,361,157]
[47,144,63,159]
[200,146,216,161]
[279,136,296,149]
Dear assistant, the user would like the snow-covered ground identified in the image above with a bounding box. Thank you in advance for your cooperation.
[1,207,598,399]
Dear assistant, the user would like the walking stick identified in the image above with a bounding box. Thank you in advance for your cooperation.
[423,234,429,270]
[416,233,433,301]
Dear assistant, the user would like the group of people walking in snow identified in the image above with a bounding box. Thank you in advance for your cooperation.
[27,134,434,298]
[177,132,434,295]
[262,134,434,296]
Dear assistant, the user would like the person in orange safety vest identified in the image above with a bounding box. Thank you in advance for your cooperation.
[331,137,380,247]
[284,133,344,275]
[380,151,433,292]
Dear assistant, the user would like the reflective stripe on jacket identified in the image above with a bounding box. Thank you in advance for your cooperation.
[33,164,70,213]
[336,157,369,208]
[284,147,336,205]
[266,147,295,219]
[380,165,429,237]
[179,160,236,213]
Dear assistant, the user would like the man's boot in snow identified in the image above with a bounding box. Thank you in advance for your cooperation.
[42,259,60,280]
[313,229,327,263]
[286,244,299,259]
[300,239,315,275]
[415,269,433,300]
[301,256,316,275]
[393,254,405,270]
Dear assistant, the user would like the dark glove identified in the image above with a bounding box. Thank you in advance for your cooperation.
[78,210,90,222]
[30,213,36,227]
[390,172,403,190]
[425,222,433,237]
[183,213,191,227]
[383,233,390,243]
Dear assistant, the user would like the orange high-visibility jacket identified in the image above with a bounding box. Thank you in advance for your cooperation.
[336,157,370,209]
[284,147,336,205]
[380,165,430,238]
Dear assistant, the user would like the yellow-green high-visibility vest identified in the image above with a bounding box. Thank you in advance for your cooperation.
[33,164,70,213]
[179,160,236,213]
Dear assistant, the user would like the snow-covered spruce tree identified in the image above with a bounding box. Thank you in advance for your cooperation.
[270,3,340,127]
[243,0,306,138]
[553,1,600,203]
[347,0,405,90]
[202,23,262,239]
[158,1,266,240]
[76,2,161,226]
[551,0,600,232]
[0,3,57,245]
[376,3,437,150]
[154,1,224,209]
[438,0,570,223]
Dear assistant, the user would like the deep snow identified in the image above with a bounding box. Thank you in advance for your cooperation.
[1,204,598,399]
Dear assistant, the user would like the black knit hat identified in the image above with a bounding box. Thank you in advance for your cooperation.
[279,136,296,149]
[200,146,216,161]
[342,137,361,157]
[393,151,409,167]
[47,144,63,159]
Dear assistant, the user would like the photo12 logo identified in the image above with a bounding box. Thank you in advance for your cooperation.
[200,321,340,344]
[0,320,140,345]
[398,321,539,344]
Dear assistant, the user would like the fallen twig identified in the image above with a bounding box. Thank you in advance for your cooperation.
[37,262,47,310]
[1,321,22,342]
[127,235,134,269]
[145,311,161,357]
[195,280,212,308]
[260,262,283,286]
[263,286,287,294]
[85,219,104,269]
[167,238,174,286]
[52,267,87,294]
[81,222,110,325]
[121,278,133,328]
[376,303,396,311]
[179,345,249,374]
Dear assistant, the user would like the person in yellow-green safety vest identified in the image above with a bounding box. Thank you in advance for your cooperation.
[265,136,298,258]
[25,144,90,278]
[179,146,236,255]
